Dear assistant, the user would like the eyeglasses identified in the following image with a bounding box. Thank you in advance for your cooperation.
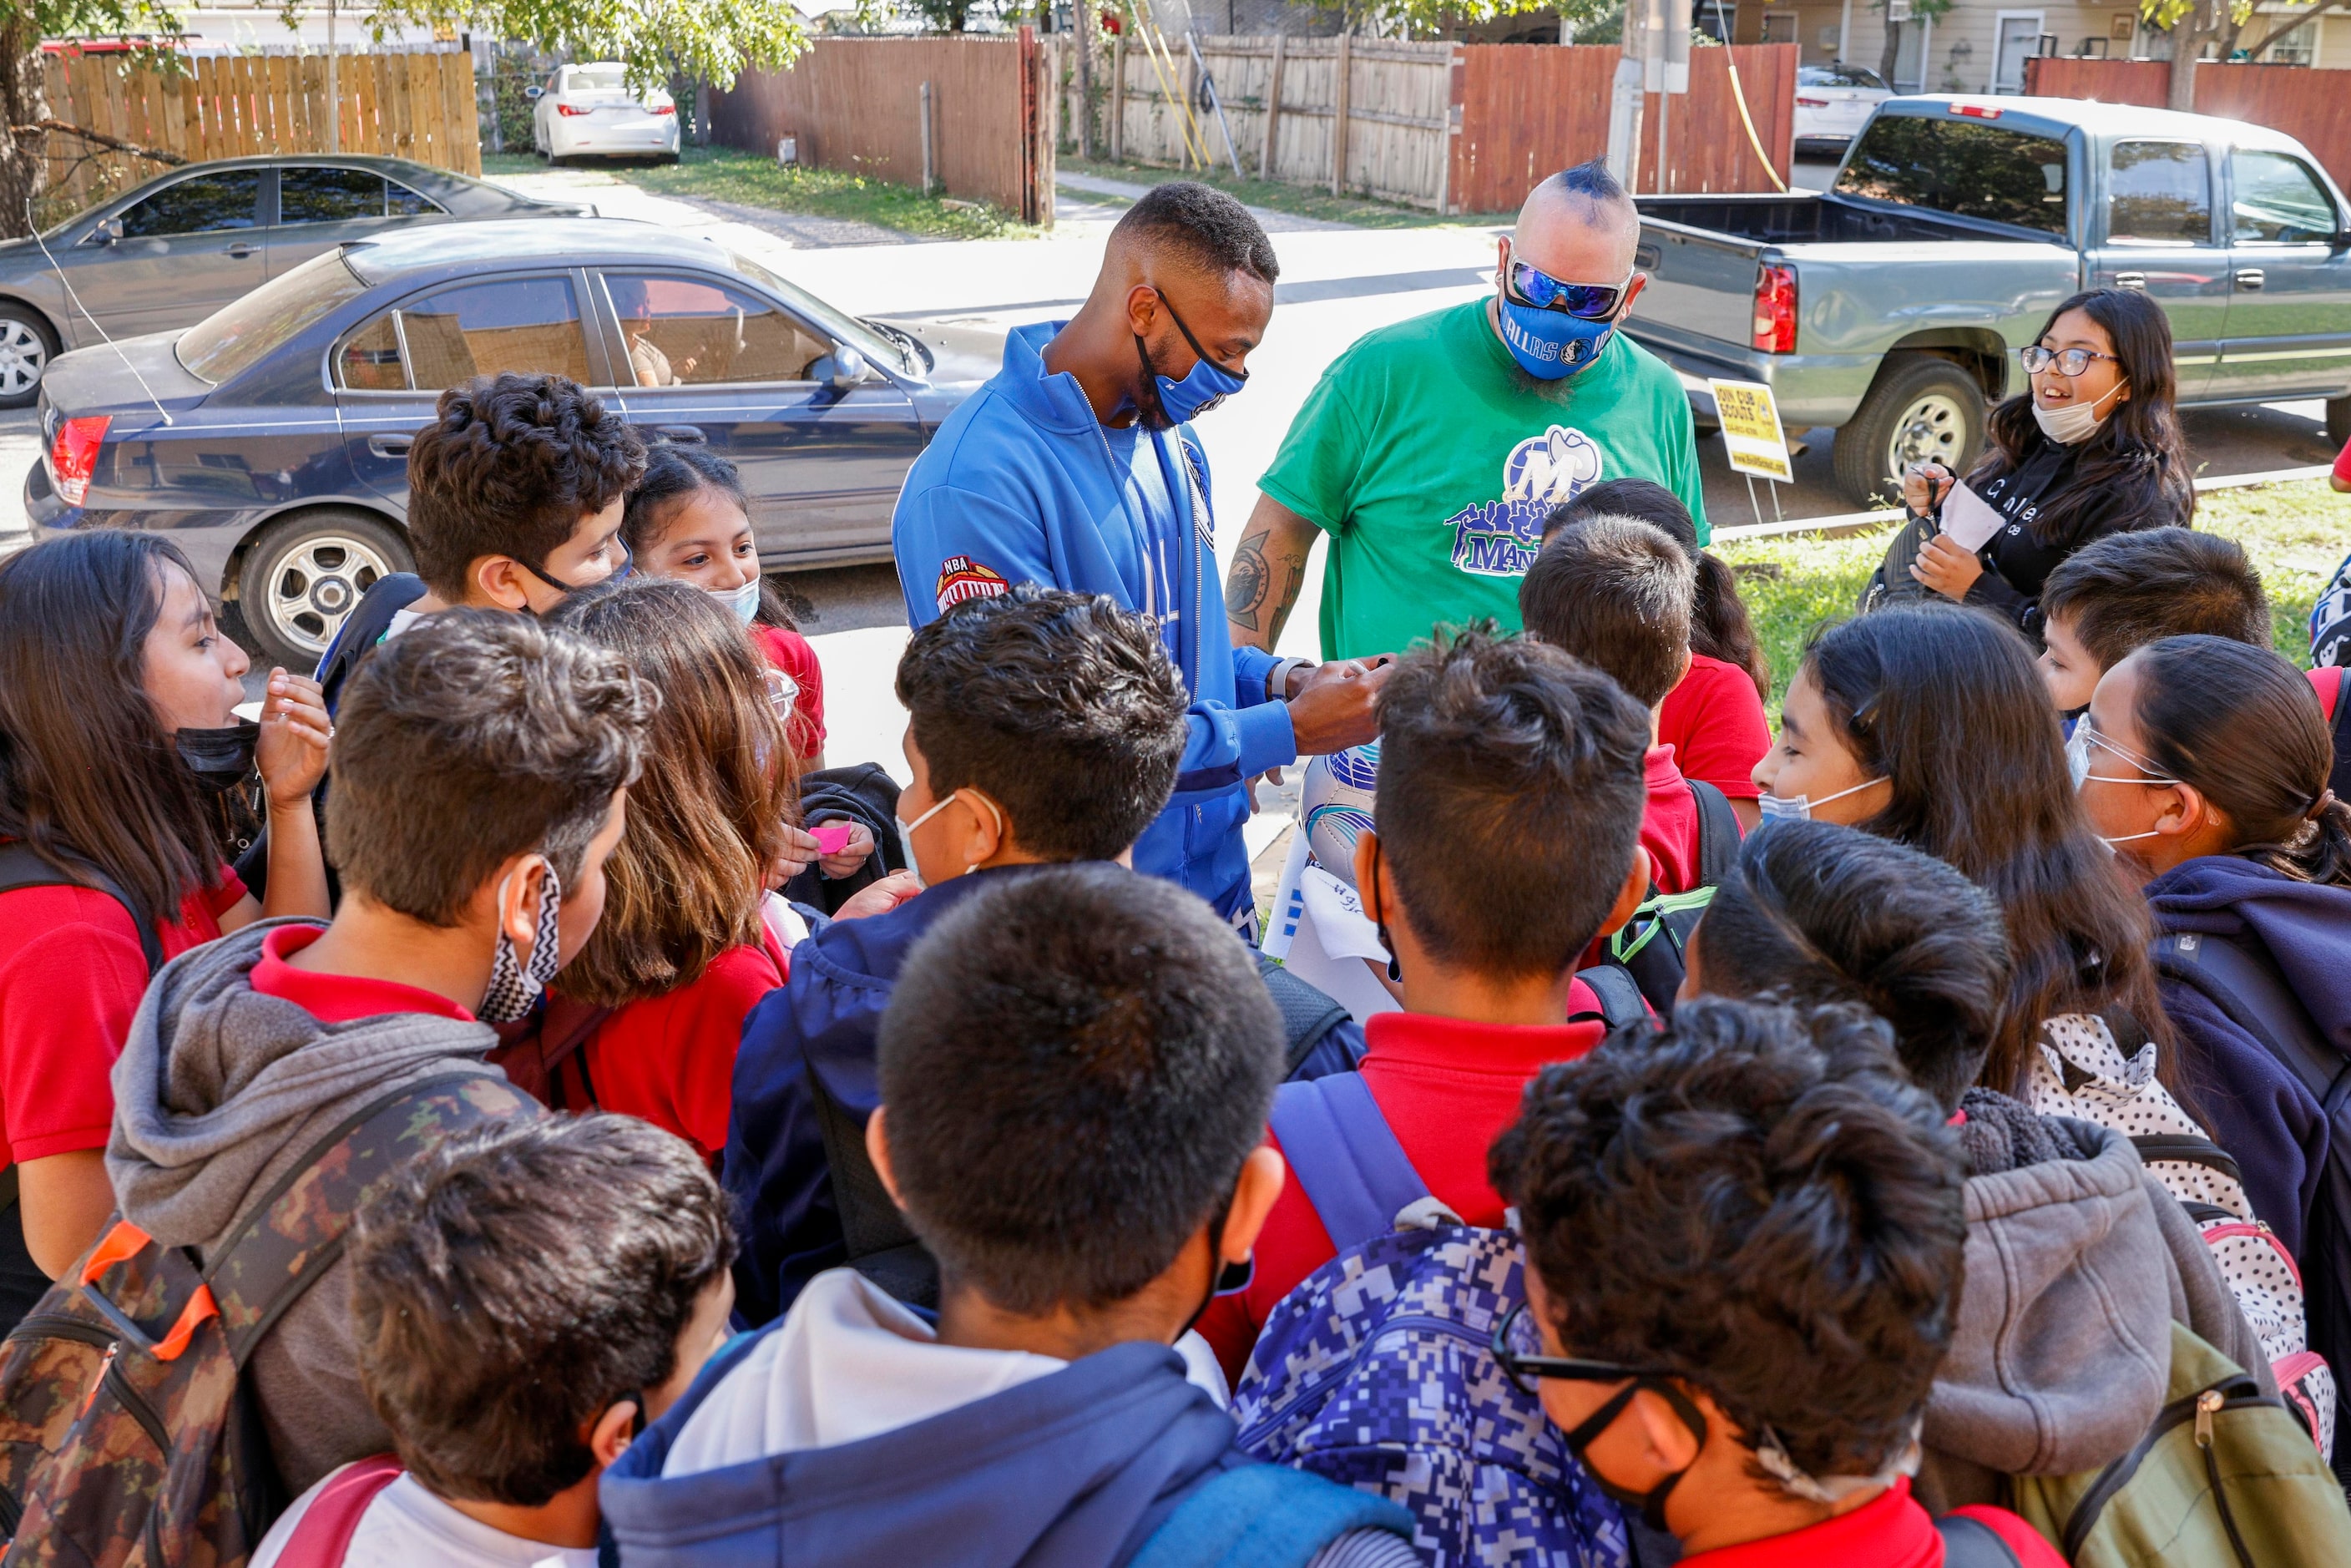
[761,667,799,726]
[1504,260,1633,321]
[1489,1299,1681,1399]
[2020,345,2121,377]
[2074,718,2177,787]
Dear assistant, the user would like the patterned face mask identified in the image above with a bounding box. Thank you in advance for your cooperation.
[479,862,563,1024]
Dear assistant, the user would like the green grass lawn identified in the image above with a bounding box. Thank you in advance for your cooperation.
[1059,155,1512,230]
[483,146,1039,241]
[1714,478,2346,718]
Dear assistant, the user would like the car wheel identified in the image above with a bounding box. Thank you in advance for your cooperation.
[1833,355,1985,508]
[0,305,58,409]
[236,508,412,671]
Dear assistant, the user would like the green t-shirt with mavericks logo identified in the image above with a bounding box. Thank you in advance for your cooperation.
[1261,297,1709,661]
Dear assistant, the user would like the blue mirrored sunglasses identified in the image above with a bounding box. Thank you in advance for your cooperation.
[1506,260,1631,320]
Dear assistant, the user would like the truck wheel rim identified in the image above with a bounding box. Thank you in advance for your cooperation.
[263,534,392,658]
[0,320,48,396]
[1886,391,1969,480]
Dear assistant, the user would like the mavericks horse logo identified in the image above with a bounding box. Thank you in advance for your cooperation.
[1447,426,1605,578]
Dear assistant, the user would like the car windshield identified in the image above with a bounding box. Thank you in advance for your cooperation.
[1833,116,2069,236]
[571,65,627,92]
[1798,64,1887,88]
[177,250,371,383]
[724,250,914,374]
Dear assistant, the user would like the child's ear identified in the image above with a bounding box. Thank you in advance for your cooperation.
[1217,1145,1287,1264]
[1352,828,1387,924]
[587,1399,640,1469]
[865,1106,906,1211]
[472,555,535,614]
[1597,847,1651,940]
[1628,1383,1708,1475]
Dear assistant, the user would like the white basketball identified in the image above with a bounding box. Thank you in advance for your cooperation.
[1300,743,1380,885]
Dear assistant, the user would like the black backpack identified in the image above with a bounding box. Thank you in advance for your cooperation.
[2324,666,2351,805]
[806,959,1364,1310]
[1574,777,1742,1024]
[2155,924,2351,1488]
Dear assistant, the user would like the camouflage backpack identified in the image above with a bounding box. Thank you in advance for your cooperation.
[0,1072,533,1568]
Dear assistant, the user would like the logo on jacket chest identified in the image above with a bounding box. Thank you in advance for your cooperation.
[935,555,1009,613]
[1443,425,1605,578]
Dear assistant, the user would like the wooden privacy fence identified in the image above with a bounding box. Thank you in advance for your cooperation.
[2024,56,2351,198]
[708,33,1058,225]
[1055,36,1792,214]
[38,48,481,215]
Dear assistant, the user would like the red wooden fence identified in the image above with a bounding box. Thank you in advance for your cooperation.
[1449,43,1793,213]
[2024,57,2351,196]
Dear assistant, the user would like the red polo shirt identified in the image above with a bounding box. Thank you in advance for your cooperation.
[1641,744,1705,896]
[1199,1008,1605,1380]
[576,933,789,1162]
[1677,1481,2062,1568]
[1659,652,1771,805]
[753,624,829,761]
[0,867,246,1168]
[248,924,474,1024]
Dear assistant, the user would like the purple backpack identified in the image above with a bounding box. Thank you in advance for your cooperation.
[1230,1073,1633,1568]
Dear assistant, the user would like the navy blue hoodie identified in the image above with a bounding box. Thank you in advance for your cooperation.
[2146,854,2351,1257]
[599,1326,1411,1568]
[722,868,1022,1326]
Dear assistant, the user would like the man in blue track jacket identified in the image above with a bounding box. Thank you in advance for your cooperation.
[892,181,1388,929]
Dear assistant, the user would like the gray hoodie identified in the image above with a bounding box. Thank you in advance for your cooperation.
[1917,1095,2270,1511]
[106,918,528,1495]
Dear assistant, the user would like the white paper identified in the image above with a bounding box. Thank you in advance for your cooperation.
[1939,479,2008,553]
[1297,867,1388,962]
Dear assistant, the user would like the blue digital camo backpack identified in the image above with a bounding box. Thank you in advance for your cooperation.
[1230,1073,1633,1568]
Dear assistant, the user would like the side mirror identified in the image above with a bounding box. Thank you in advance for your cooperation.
[828,344,867,392]
[87,216,123,246]
[2333,228,2351,251]
[523,84,544,101]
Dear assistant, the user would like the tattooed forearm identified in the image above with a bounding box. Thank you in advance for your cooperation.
[1228,532,1272,633]
[1226,494,1319,651]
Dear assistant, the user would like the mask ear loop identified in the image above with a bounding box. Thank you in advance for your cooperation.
[963,791,1006,877]
[1562,1376,1711,1533]
[1368,837,1403,983]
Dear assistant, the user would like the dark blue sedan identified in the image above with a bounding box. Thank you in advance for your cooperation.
[25,219,1003,666]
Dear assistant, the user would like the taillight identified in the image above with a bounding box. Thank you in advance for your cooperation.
[49,414,108,506]
[650,104,675,115]
[1795,95,1828,107]
[1752,265,1797,354]
[556,103,589,116]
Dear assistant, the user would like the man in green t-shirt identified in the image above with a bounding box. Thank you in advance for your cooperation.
[1226,159,1708,663]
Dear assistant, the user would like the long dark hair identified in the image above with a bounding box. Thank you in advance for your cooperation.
[1804,604,2171,1094]
[621,442,796,630]
[0,533,224,928]
[1548,477,1771,699]
[2131,635,2351,889]
[1970,287,2194,544]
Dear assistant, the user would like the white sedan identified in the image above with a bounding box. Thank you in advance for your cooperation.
[1792,63,1892,157]
[529,63,680,164]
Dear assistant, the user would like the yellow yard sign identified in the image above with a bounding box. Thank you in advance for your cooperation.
[1707,378,1792,483]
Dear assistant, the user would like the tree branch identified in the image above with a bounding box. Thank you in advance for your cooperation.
[9,119,185,165]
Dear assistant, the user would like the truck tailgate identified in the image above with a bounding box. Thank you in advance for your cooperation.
[1636,220,1767,362]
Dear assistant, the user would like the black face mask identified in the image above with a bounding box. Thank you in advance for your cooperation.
[174,719,259,797]
[1559,1377,1711,1532]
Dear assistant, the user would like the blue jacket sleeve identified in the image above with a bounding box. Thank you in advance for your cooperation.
[1177,692,1297,797]
[1231,645,1282,709]
[720,986,850,1328]
[892,482,1060,630]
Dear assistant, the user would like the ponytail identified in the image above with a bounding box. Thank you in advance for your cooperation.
[2131,636,2351,889]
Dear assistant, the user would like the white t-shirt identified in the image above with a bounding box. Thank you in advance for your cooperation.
[249,1466,599,1568]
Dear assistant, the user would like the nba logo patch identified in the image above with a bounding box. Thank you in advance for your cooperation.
[935,555,1009,613]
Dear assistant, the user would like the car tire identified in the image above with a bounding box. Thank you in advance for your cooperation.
[2328,394,2351,449]
[0,304,59,408]
[1833,355,1985,509]
[236,508,412,672]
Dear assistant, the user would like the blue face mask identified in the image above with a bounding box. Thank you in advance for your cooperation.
[1136,288,1247,430]
[1496,291,1617,380]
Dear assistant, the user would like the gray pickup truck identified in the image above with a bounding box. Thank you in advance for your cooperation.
[1625,96,2351,504]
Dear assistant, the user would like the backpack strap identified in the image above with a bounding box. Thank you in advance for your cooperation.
[1267,1074,1433,1254]
[316,574,426,713]
[488,997,613,1111]
[273,1455,403,1568]
[0,839,165,977]
[1256,955,1352,1079]
[1934,1514,2023,1568]
[2129,1131,2245,1187]
[1684,778,1742,890]
[1570,964,1649,1032]
[798,1045,938,1308]
[204,1071,529,1366]
[2060,1367,2270,1566]
[1125,1461,1415,1568]
[2330,668,2351,805]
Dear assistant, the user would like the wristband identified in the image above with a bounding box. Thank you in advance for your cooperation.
[1268,656,1312,701]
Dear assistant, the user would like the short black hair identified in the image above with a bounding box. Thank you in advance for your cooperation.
[1691,821,2013,1111]
[1544,478,1693,549]
[1518,515,1695,707]
[878,864,1282,1315]
[349,1114,736,1507]
[408,372,646,601]
[623,440,749,556]
[894,584,1190,861]
[1376,627,1651,979]
[1492,997,1967,1481]
[2038,527,2269,671]
[1110,180,1279,286]
[328,609,654,923]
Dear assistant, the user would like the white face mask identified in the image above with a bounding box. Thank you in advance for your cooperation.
[892,788,1004,890]
[1757,775,1887,822]
[2031,379,2125,446]
[713,576,762,625]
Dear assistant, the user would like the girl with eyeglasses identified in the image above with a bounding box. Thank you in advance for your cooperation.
[1893,286,2193,639]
